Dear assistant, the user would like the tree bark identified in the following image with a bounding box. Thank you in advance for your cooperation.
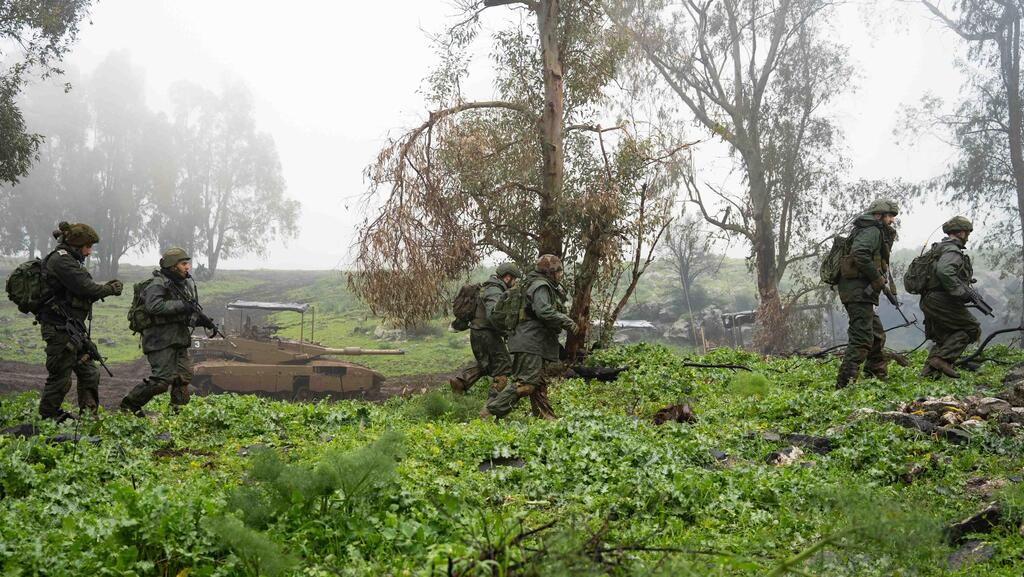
[999,15,1024,325]
[536,0,565,257]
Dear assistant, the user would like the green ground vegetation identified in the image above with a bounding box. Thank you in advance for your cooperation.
[2,344,1023,576]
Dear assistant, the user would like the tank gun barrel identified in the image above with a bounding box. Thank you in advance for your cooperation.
[320,347,405,356]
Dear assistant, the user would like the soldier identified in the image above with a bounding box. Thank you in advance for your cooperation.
[120,248,213,415]
[449,262,522,396]
[37,222,123,421]
[919,217,981,379]
[485,254,577,420]
[835,199,900,389]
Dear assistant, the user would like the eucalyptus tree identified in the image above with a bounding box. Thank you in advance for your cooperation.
[0,0,94,185]
[907,0,1024,321]
[354,0,690,356]
[168,81,299,277]
[610,0,853,352]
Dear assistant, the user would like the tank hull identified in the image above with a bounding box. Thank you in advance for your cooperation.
[190,337,386,400]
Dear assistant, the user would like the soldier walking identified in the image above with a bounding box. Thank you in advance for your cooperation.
[449,262,521,396]
[37,222,123,421]
[835,199,900,389]
[485,254,577,420]
[919,217,981,379]
[120,248,212,415]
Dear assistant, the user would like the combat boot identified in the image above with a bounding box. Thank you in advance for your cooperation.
[863,362,889,381]
[119,401,145,418]
[920,362,936,378]
[448,377,466,395]
[835,365,858,390]
[926,357,960,379]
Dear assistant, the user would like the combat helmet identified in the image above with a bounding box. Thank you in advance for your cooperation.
[495,262,522,278]
[160,247,192,269]
[53,221,100,247]
[942,216,973,234]
[535,254,563,275]
[866,198,900,216]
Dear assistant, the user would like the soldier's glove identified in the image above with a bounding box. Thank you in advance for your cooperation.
[870,277,887,292]
[565,320,579,334]
[105,279,124,296]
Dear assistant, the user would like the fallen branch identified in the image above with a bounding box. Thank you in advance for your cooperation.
[956,326,1024,367]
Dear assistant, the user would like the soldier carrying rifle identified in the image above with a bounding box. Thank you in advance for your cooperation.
[919,217,985,379]
[120,248,216,416]
[36,222,123,421]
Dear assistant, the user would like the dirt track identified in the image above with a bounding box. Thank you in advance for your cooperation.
[0,359,453,407]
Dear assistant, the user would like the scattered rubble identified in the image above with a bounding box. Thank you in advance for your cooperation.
[946,503,1003,545]
[652,403,696,425]
[478,456,526,472]
[840,369,1024,443]
[765,445,803,466]
[965,477,1009,499]
[48,433,101,445]
[749,430,832,454]
[947,541,995,571]
[1,423,39,438]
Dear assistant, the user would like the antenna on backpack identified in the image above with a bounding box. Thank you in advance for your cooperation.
[919,224,944,256]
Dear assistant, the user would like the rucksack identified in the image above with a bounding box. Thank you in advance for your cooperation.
[5,252,55,314]
[451,282,482,329]
[127,277,158,334]
[819,235,851,286]
[904,244,943,295]
[489,281,528,333]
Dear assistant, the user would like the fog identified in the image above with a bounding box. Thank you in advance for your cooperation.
[16,1,971,269]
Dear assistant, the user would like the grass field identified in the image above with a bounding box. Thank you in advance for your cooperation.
[2,344,1024,575]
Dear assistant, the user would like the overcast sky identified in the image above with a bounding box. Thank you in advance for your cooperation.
[60,0,968,269]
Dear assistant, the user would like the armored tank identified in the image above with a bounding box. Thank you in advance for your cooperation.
[191,301,403,400]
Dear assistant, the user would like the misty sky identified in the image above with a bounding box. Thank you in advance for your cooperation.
[60,0,968,270]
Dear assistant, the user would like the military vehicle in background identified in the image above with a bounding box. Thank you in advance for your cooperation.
[191,300,403,400]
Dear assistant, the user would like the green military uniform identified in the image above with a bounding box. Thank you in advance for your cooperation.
[836,206,898,388]
[920,218,981,377]
[37,223,121,421]
[486,267,574,419]
[121,250,196,414]
[450,274,514,395]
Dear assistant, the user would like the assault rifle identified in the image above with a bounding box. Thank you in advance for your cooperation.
[963,285,995,317]
[51,303,113,377]
[883,270,917,327]
[166,280,228,339]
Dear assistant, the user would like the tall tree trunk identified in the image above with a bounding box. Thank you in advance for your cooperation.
[536,0,564,257]
[565,233,603,362]
[999,16,1024,326]
[748,165,786,353]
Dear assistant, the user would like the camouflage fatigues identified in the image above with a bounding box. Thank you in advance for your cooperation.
[921,237,981,364]
[486,272,573,419]
[37,244,117,419]
[121,270,195,412]
[836,214,896,386]
[450,276,514,394]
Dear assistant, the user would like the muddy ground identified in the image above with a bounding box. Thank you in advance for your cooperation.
[0,359,453,408]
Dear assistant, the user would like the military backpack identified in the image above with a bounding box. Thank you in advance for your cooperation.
[451,282,482,331]
[903,244,943,295]
[819,235,851,286]
[127,278,159,334]
[489,281,528,333]
[5,252,55,314]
